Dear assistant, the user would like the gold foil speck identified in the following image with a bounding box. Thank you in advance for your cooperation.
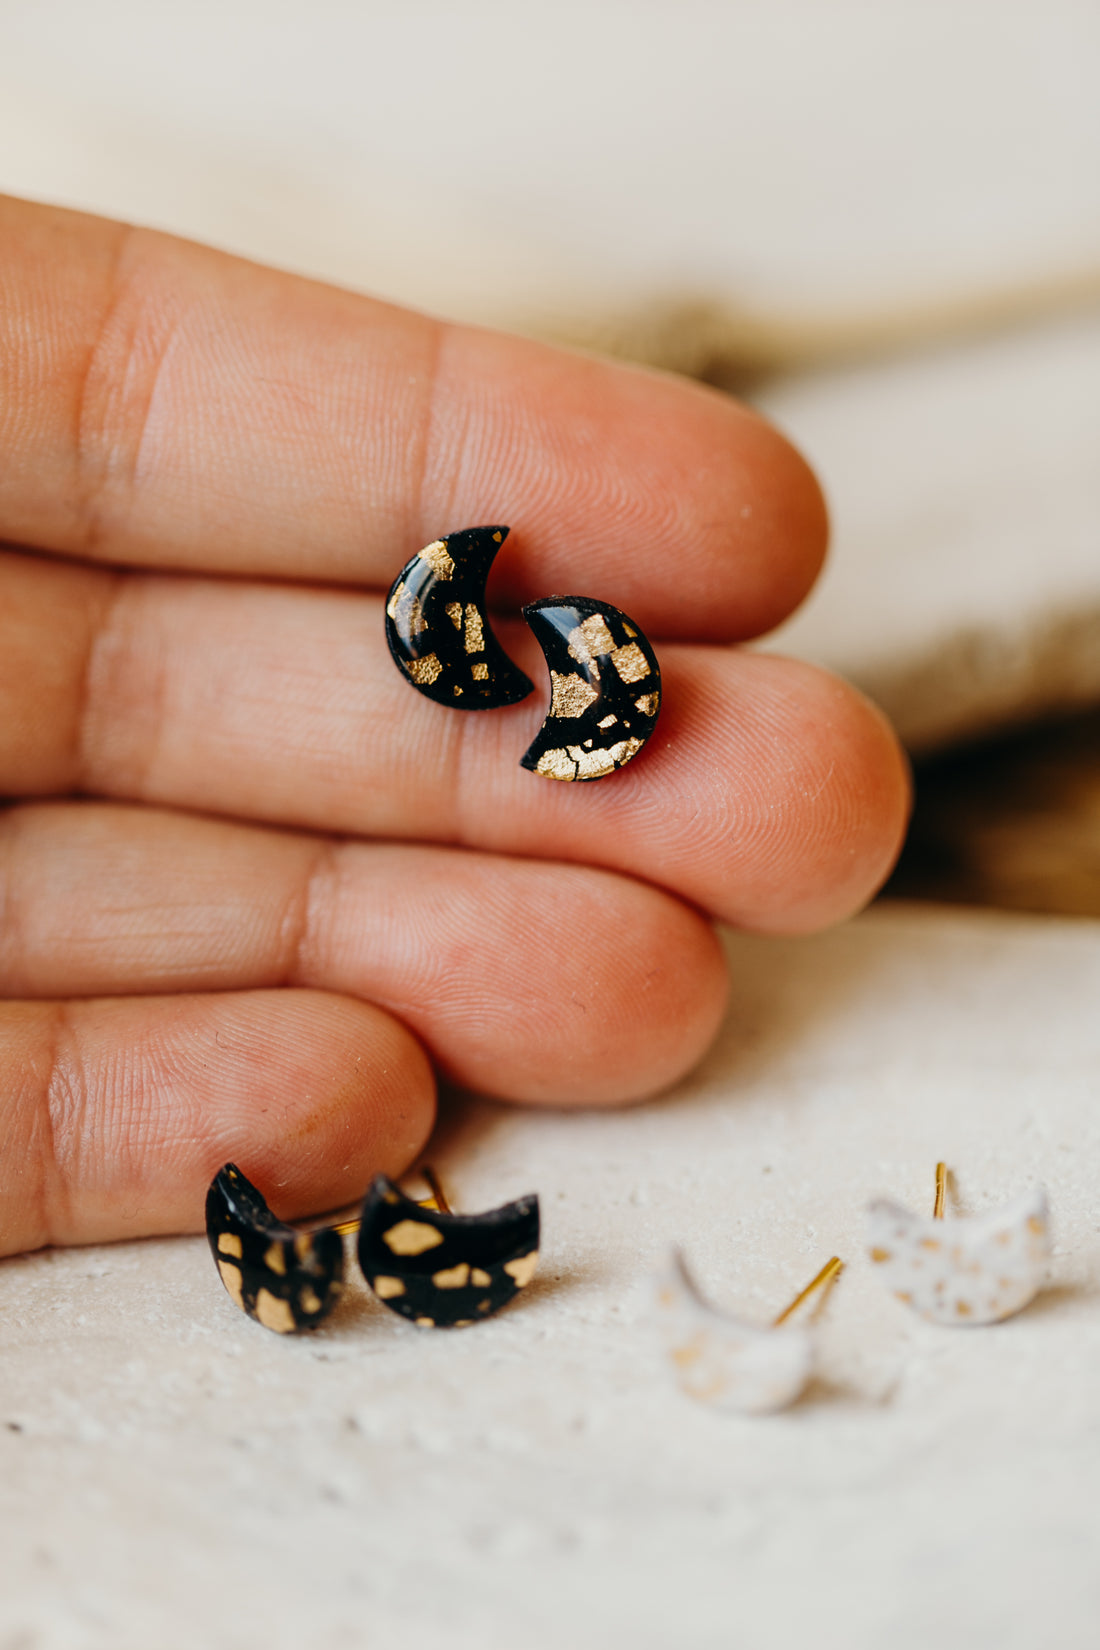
[445,601,463,629]
[382,1220,445,1256]
[597,714,618,730]
[634,693,659,716]
[217,1232,243,1258]
[550,671,600,718]
[534,737,642,781]
[503,1251,539,1288]
[570,745,617,780]
[611,643,650,684]
[470,1268,492,1287]
[254,1290,296,1334]
[299,1288,322,1315]
[472,663,489,681]
[432,1263,471,1289]
[217,1260,244,1307]
[535,748,577,781]
[463,604,485,653]
[386,582,427,636]
[405,654,443,685]
[264,1243,287,1276]
[418,540,455,579]
[372,1275,406,1299]
[567,614,614,664]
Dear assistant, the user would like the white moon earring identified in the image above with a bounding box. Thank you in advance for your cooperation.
[654,1250,843,1415]
[866,1161,1051,1326]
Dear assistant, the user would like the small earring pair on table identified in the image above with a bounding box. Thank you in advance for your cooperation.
[207,1164,539,1335]
[657,1164,1051,1416]
[386,525,662,783]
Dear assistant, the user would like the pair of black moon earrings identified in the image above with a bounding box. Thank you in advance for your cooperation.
[385,526,662,781]
[207,1163,540,1334]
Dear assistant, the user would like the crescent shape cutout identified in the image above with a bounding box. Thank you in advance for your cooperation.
[519,595,661,781]
[205,1164,345,1334]
[385,525,534,709]
[357,1175,540,1328]
[866,1185,1050,1325]
[655,1252,815,1414]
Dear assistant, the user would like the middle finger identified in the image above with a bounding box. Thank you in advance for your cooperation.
[5,550,909,933]
[0,801,727,1106]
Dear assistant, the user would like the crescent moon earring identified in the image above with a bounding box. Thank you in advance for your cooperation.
[385,526,534,708]
[386,527,662,780]
[520,596,661,781]
[358,1167,540,1328]
[654,1250,843,1414]
[205,1164,453,1335]
[866,1161,1051,1325]
[206,1164,348,1334]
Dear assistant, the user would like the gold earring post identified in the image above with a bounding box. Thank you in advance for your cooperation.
[326,1164,452,1236]
[933,1161,947,1220]
[420,1165,452,1215]
[772,1256,844,1327]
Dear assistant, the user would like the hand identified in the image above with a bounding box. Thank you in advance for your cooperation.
[0,197,909,1254]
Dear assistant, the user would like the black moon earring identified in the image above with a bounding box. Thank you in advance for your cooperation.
[519,595,661,781]
[385,525,534,709]
[206,1164,346,1334]
[357,1170,540,1329]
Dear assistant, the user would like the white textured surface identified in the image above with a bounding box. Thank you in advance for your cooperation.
[3,903,1100,1649]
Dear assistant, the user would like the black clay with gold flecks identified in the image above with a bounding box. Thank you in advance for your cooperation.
[385,525,534,709]
[520,594,661,781]
[357,1175,540,1328]
[205,1164,345,1334]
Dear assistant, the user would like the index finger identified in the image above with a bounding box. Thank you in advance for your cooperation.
[0,196,825,641]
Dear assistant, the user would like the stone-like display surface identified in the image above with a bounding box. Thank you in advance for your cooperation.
[2,904,1099,1648]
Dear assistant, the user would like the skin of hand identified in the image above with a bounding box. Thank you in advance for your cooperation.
[0,195,910,1255]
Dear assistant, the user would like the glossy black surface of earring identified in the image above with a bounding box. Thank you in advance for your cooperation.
[206,1164,345,1334]
[520,595,661,781]
[385,525,534,709]
[357,1175,540,1328]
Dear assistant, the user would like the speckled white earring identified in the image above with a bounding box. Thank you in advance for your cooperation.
[866,1162,1051,1326]
[654,1250,843,1415]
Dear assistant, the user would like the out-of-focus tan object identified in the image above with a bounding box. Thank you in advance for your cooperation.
[887,708,1100,916]
[757,311,1100,752]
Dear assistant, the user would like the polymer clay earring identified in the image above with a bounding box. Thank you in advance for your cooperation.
[358,1168,540,1329]
[206,1164,347,1334]
[520,595,661,782]
[206,1164,452,1335]
[386,525,661,780]
[866,1161,1051,1325]
[654,1250,843,1414]
[385,525,534,708]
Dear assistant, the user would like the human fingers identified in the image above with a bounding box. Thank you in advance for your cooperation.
[0,989,435,1256]
[0,195,825,641]
[0,553,908,933]
[0,802,728,1106]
